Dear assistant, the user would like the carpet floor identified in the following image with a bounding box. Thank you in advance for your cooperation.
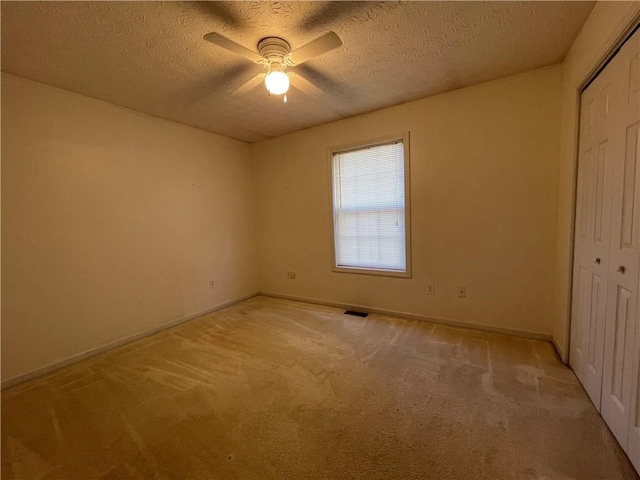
[2,296,637,479]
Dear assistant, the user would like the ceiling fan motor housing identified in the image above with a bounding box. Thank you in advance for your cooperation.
[258,37,291,71]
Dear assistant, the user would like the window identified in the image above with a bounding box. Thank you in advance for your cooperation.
[330,133,411,277]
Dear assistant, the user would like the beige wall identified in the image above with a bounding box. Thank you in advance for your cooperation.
[553,3,640,361]
[1,73,257,382]
[252,66,562,337]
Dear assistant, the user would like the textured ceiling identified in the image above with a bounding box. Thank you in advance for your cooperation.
[1,1,594,143]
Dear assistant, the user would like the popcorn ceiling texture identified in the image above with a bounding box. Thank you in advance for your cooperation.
[1,1,594,142]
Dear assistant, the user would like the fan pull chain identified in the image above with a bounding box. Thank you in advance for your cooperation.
[284,94,287,103]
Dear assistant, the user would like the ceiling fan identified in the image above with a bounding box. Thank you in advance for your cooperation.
[203,31,342,102]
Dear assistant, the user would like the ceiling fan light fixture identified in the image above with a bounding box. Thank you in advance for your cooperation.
[265,71,290,95]
[204,31,342,99]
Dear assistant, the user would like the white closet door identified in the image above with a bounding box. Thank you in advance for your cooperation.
[570,54,616,409]
[621,31,640,472]
[630,256,640,470]
[601,27,640,452]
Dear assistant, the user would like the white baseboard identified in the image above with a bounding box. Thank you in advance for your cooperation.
[1,292,259,390]
[259,291,553,342]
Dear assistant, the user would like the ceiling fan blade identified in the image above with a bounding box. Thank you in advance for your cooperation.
[204,32,263,63]
[232,75,265,96]
[190,2,243,29]
[289,72,323,97]
[288,32,342,65]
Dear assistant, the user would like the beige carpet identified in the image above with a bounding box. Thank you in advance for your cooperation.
[2,296,637,479]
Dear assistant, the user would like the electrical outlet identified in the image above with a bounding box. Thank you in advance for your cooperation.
[426,283,435,295]
[287,271,296,280]
[209,280,216,289]
[457,286,467,298]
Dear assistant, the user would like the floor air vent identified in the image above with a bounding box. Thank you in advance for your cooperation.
[344,310,368,317]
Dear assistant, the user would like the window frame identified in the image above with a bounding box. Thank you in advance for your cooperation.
[328,132,412,278]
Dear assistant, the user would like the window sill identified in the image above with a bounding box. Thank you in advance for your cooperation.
[332,265,412,279]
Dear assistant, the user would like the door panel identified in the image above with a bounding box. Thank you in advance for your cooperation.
[594,141,609,244]
[570,57,615,410]
[610,285,632,404]
[621,122,639,250]
[623,28,640,471]
[588,273,603,370]
[630,334,640,472]
[601,28,640,465]
[579,147,593,241]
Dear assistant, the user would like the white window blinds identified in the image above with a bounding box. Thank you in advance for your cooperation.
[332,140,406,272]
